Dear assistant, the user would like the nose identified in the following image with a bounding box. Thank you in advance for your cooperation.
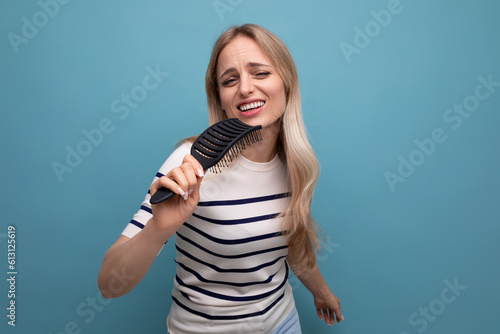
[238,74,254,96]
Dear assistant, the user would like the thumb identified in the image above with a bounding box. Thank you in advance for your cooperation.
[194,173,204,194]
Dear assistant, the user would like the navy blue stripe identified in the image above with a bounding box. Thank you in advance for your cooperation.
[180,291,191,301]
[183,222,285,245]
[192,212,280,225]
[175,261,276,287]
[176,232,287,259]
[140,205,152,214]
[129,219,144,229]
[197,192,290,207]
[176,245,286,273]
[172,290,285,320]
[175,264,288,302]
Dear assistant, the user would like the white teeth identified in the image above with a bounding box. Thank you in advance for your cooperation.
[239,101,264,111]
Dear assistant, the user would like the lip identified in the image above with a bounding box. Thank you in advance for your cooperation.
[236,99,266,118]
[237,98,265,108]
[238,103,264,117]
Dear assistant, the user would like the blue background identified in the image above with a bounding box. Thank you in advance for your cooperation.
[1,0,499,333]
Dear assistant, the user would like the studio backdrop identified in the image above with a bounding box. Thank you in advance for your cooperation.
[1,0,499,333]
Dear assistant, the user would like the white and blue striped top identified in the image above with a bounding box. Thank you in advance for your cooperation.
[122,142,295,333]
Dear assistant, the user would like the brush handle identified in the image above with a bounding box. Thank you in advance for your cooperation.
[150,187,176,204]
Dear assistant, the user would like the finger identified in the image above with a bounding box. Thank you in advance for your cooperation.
[316,308,324,320]
[182,155,205,198]
[182,154,205,177]
[334,303,343,323]
[194,165,204,193]
[169,167,192,199]
[150,174,186,198]
[323,308,332,325]
[179,162,198,195]
[336,310,344,323]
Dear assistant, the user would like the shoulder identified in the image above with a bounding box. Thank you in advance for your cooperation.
[167,141,192,162]
[157,141,192,175]
[174,141,192,155]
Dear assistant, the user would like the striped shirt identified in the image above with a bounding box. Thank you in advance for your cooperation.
[122,142,295,333]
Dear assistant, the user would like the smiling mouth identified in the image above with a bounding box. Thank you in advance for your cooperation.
[237,101,265,112]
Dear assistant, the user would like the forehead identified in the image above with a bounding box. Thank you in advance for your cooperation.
[217,36,271,73]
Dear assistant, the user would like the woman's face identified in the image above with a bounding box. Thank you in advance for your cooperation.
[216,36,287,130]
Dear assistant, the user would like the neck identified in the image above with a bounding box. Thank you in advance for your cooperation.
[241,122,280,163]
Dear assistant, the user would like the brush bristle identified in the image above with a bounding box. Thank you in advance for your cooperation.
[208,129,263,174]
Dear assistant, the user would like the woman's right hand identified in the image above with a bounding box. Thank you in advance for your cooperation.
[148,154,205,238]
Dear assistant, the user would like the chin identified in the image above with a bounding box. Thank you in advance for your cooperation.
[241,118,263,126]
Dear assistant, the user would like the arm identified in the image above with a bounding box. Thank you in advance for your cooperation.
[291,261,344,326]
[97,155,204,298]
[97,220,174,298]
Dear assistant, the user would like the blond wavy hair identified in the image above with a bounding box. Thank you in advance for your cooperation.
[205,24,321,274]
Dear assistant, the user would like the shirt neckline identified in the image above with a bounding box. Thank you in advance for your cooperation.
[235,152,282,172]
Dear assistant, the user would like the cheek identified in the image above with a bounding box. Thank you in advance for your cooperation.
[268,82,287,112]
[218,90,231,110]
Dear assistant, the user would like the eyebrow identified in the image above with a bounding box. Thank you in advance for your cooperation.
[219,62,271,81]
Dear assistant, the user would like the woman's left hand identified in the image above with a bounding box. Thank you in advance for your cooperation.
[313,290,343,326]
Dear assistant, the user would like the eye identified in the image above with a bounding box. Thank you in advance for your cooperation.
[221,77,237,87]
[255,71,271,78]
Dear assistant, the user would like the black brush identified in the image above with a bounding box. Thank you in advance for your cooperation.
[150,118,263,204]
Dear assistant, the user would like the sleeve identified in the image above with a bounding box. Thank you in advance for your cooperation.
[121,142,192,239]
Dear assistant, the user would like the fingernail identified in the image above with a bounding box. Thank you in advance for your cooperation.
[183,193,189,200]
[197,169,204,177]
[177,187,185,196]
[188,188,194,196]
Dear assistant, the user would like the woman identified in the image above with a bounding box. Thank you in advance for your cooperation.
[98,24,343,333]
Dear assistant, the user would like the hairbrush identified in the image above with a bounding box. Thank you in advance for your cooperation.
[149,118,262,204]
